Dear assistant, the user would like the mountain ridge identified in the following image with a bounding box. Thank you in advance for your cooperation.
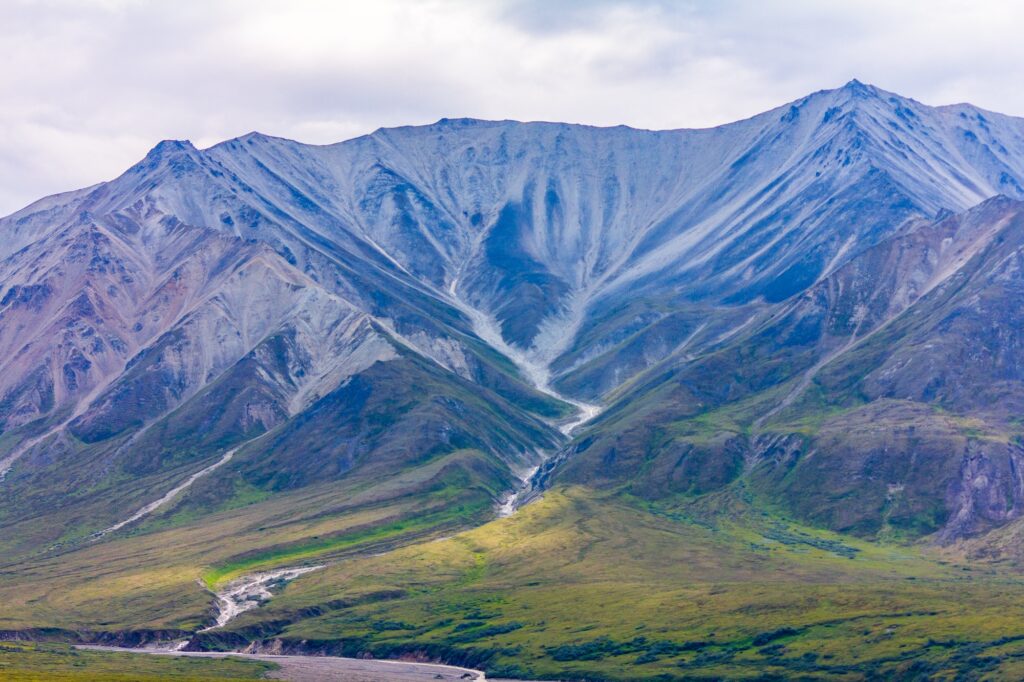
[10,80,1024,679]
[4,79,1024,559]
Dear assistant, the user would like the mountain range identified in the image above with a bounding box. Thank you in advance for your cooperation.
[6,80,1024,680]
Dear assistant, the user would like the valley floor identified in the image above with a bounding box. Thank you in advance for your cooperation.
[0,641,273,681]
[76,647,490,682]
[5,481,1024,680]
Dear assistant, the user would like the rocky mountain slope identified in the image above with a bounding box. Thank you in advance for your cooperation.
[557,195,1024,540]
[3,79,1024,555]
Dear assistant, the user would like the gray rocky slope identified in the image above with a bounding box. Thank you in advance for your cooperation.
[3,80,1024,543]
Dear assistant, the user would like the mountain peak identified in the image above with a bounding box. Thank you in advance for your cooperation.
[137,138,197,165]
[832,78,883,102]
[791,79,888,110]
[146,139,196,156]
[126,139,201,178]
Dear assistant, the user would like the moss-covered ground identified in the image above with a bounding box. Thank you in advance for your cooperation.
[6,471,1024,680]
[208,487,1024,680]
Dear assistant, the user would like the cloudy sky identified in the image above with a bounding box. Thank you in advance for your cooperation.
[1,0,1022,216]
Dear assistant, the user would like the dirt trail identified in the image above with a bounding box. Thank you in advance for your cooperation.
[91,447,239,539]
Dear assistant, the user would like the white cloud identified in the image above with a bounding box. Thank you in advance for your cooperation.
[1,0,1023,215]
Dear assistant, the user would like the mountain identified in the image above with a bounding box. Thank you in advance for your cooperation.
[555,194,1024,540]
[6,80,1024,679]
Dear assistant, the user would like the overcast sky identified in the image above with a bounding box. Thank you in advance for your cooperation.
[2,0,1023,216]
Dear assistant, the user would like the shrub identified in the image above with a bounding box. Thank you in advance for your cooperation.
[752,627,799,646]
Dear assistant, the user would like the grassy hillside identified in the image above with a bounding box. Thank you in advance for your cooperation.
[183,486,1024,681]
[0,448,505,634]
[6,465,1024,679]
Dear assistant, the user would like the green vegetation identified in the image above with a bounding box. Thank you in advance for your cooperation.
[180,486,1024,680]
[5,328,1024,681]
[7,380,1024,680]
[8,464,1024,679]
[0,345,560,565]
[0,449,502,633]
[0,642,272,681]
[201,496,491,587]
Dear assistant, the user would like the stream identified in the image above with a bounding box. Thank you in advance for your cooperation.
[445,279,602,512]
[200,566,325,632]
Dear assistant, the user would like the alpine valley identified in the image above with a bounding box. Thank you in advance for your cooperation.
[7,80,1024,680]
